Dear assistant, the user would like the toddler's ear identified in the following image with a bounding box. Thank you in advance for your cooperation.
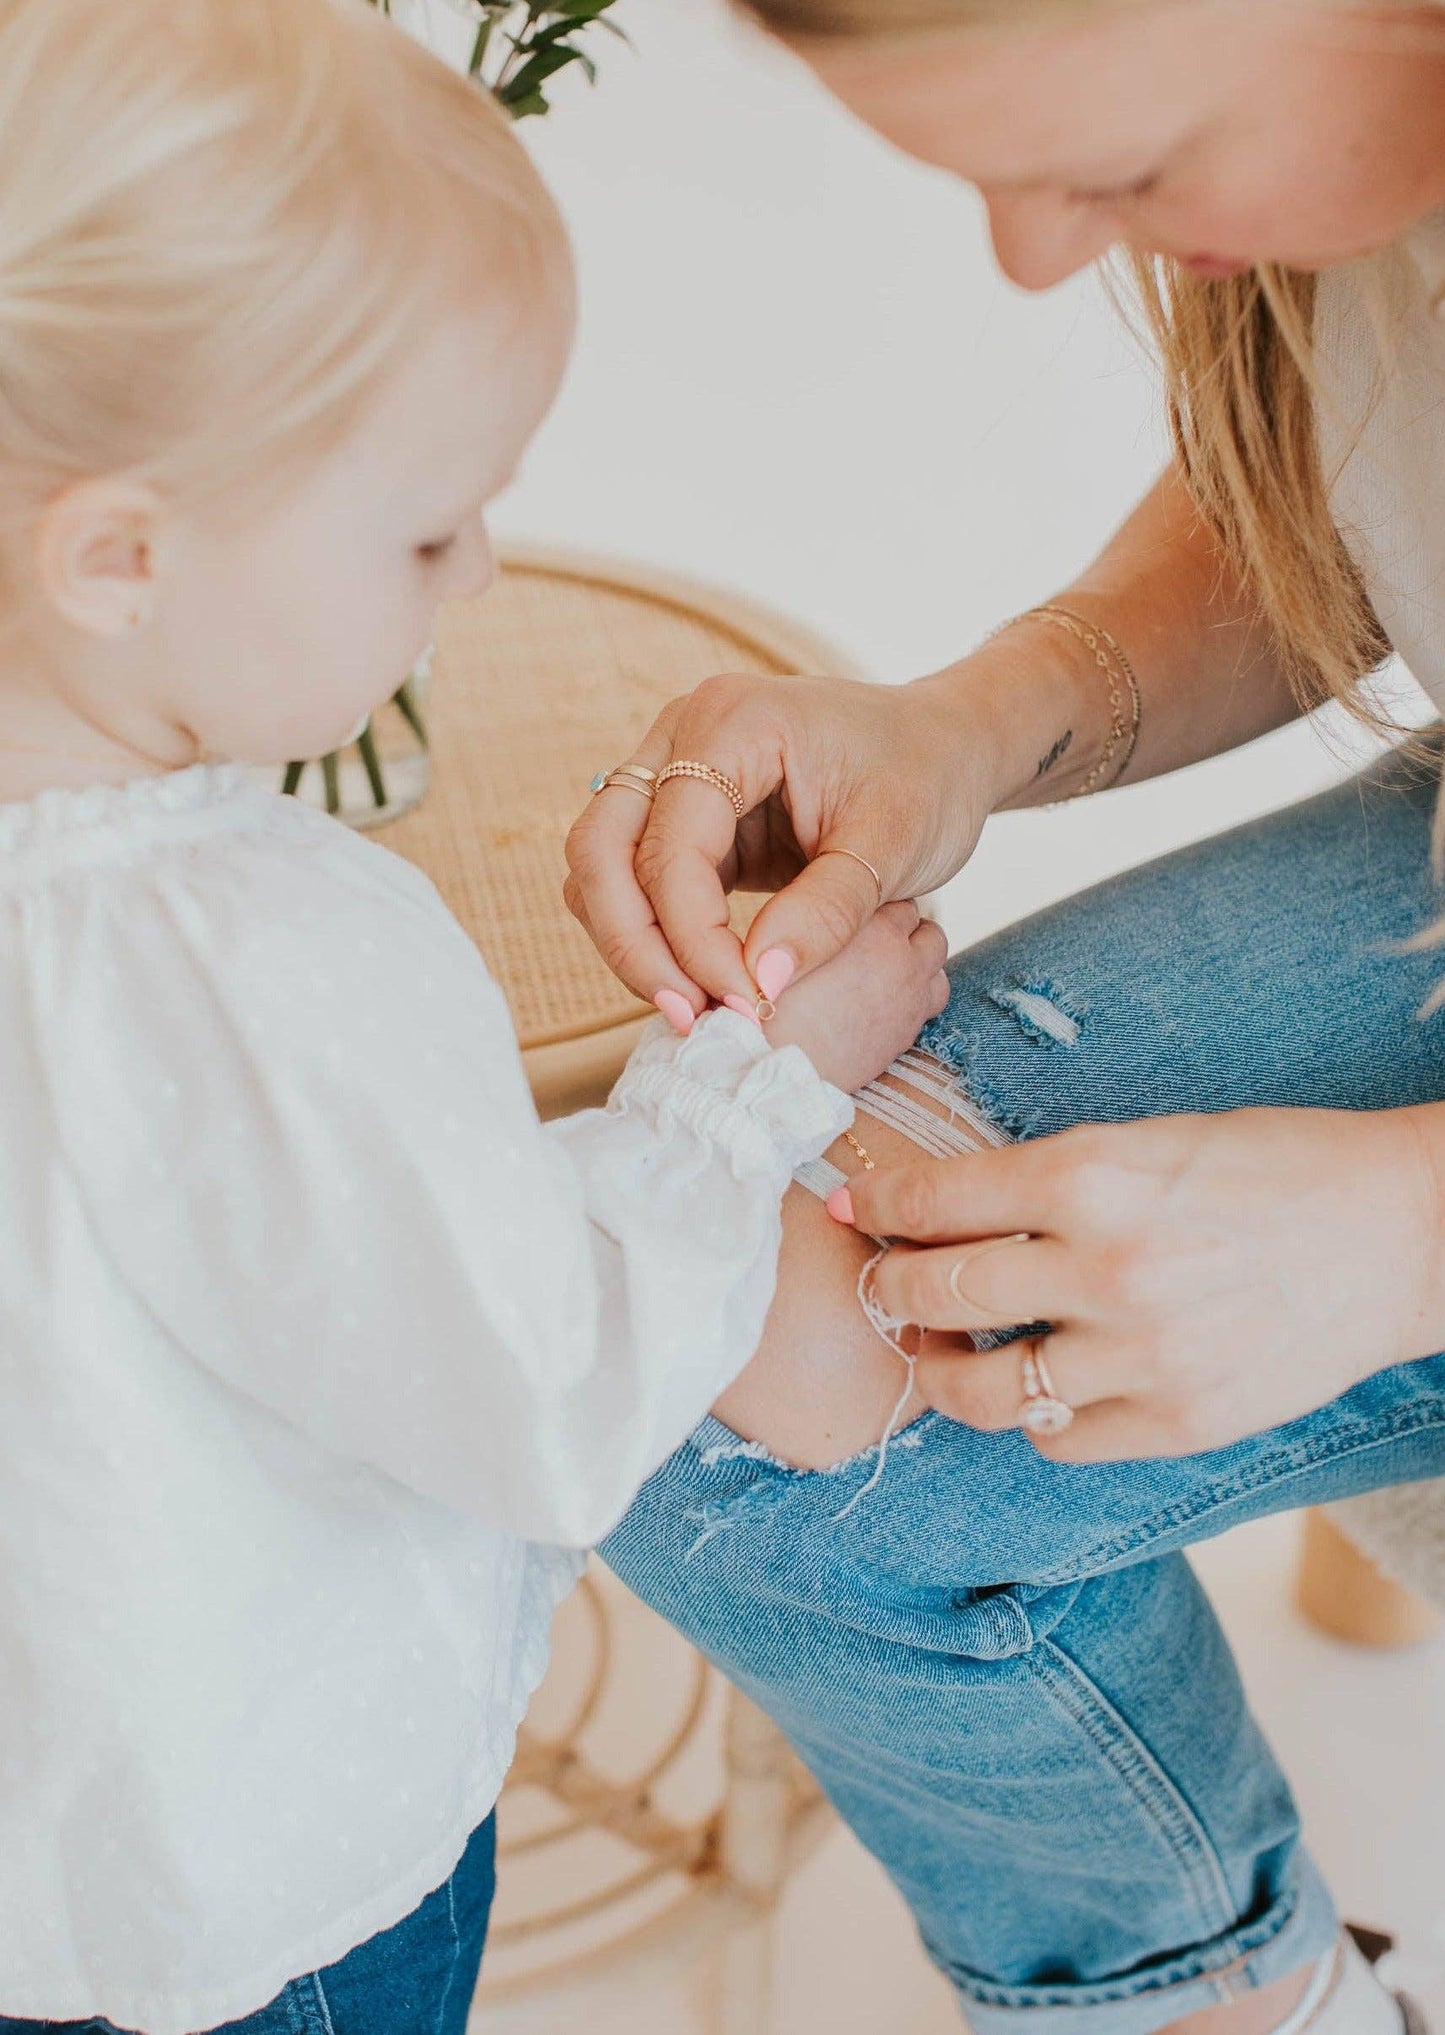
[34,478,164,638]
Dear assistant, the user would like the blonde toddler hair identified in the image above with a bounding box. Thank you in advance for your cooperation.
[0,0,570,546]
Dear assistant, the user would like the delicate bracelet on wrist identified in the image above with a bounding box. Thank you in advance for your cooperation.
[841,1128,876,1171]
[987,603,1143,797]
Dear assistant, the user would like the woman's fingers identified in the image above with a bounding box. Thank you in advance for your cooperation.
[564,713,708,1010]
[846,1143,1056,1249]
[869,1233,1071,1332]
[740,839,893,992]
[637,769,759,1004]
[1028,1400,1185,1464]
[913,1328,1130,1431]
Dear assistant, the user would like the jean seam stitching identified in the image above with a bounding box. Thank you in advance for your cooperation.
[1029,1401,1445,1586]
[436,1871,461,2035]
[1027,1639,1240,1947]
[307,1973,338,2035]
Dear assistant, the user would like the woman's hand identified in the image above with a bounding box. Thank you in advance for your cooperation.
[564,662,1025,1016]
[764,899,949,1096]
[840,1104,1445,1459]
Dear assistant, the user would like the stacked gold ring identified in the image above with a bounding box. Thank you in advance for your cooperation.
[590,764,659,803]
[656,760,746,819]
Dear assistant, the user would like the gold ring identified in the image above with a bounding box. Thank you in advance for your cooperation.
[1019,1344,1074,1437]
[590,764,659,802]
[656,760,746,819]
[821,846,884,903]
[945,1233,1031,1314]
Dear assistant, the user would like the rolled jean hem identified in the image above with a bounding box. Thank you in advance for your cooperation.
[947,1853,1338,2035]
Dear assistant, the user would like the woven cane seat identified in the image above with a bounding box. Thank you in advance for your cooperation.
[383,547,861,1117]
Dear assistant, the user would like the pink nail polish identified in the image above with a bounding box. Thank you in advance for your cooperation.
[723,994,764,1028]
[826,1185,856,1226]
[755,949,796,1002]
[653,989,696,1036]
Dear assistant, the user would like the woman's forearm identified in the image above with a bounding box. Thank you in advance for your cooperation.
[909,463,1304,814]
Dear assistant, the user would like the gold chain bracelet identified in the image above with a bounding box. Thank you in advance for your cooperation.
[989,603,1142,797]
[842,1129,876,1171]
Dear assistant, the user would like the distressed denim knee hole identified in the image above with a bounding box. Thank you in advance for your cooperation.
[989,981,1085,1048]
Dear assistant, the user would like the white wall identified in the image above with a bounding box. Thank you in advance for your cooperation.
[496,0,1428,952]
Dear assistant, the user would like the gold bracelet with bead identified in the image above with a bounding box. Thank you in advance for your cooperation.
[842,1129,876,1171]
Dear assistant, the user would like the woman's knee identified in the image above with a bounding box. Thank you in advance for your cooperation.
[922,748,1445,1133]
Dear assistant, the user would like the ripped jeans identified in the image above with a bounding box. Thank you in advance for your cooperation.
[601,738,1445,2035]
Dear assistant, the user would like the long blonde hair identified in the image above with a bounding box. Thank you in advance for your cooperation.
[749,0,1393,715]
[0,0,568,543]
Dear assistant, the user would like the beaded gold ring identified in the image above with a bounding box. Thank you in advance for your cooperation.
[656,760,746,820]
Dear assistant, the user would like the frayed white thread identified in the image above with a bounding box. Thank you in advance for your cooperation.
[893,1051,1012,1150]
[699,1435,780,1469]
[993,988,1080,1047]
[683,1516,735,1561]
[833,1247,920,1521]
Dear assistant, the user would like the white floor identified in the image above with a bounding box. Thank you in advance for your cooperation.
[458,0,1445,2026]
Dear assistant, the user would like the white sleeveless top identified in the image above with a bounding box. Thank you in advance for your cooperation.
[0,766,850,2033]
[1317,213,1445,709]
[1317,218,1445,1607]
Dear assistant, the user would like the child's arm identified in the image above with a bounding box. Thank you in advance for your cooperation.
[716,1066,1009,1465]
[715,1106,944,1470]
[55,824,943,1546]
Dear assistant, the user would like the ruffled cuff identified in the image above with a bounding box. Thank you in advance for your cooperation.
[613,1009,853,1180]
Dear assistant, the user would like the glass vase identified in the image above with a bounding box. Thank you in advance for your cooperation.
[265,653,431,833]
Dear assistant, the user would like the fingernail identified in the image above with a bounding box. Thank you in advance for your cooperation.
[826,1185,856,1226]
[654,989,695,1036]
[755,949,796,1002]
[723,994,764,1028]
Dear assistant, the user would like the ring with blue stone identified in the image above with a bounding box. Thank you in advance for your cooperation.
[590,765,663,801]
[590,763,660,803]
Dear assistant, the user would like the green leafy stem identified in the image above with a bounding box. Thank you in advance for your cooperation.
[369,0,627,120]
[288,0,626,815]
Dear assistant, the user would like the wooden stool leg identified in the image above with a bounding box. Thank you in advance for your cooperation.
[698,1691,798,2035]
[718,1688,799,1904]
[1296,1508,1440,1648]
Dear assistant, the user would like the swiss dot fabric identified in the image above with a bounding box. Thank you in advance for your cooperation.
[0,764,849,2033]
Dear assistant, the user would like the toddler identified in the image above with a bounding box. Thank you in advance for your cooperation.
[0,3,947,2030]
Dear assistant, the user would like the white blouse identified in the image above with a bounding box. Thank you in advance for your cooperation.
[0,764,851,2033]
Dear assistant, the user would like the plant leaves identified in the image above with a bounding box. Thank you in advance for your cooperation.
[363,0,624,116]
[496,43,587,106]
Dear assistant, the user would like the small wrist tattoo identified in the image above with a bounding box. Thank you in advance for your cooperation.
[1035,728,1074,780]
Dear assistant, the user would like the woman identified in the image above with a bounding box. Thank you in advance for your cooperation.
[565,3,1445,2032]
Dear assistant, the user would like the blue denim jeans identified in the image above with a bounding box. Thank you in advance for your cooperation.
[0,1820,496,2035]
[603,738,1445,2035]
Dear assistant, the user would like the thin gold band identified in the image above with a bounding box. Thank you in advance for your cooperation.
[945,1232,1031,1313]
[822,845,885,902]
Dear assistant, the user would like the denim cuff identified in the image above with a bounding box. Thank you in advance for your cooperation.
[951,1852,1338,2035]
